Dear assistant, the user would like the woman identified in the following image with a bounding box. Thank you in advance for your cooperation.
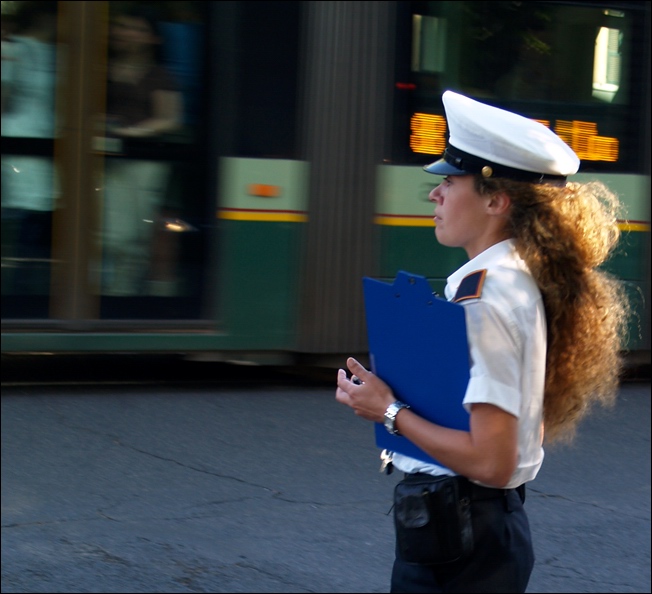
[335,91,628,593]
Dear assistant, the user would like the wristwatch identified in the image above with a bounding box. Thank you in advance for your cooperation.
[384,401,410,435]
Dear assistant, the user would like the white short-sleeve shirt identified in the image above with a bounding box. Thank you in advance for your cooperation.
[392,239,546,488]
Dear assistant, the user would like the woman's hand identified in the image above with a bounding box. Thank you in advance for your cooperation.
[335,358,519,486]
[335,357,396,423]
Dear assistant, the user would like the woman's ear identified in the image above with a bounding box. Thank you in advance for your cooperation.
[487,190,512,215]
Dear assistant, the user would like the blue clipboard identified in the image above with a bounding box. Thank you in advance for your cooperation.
[363,271,470,466]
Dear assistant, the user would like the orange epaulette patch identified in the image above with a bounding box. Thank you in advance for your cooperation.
[452,269,487,303]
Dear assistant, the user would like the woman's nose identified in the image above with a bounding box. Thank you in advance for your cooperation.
[428,185,442,203]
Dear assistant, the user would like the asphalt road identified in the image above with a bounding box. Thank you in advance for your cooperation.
[1,356,650,593]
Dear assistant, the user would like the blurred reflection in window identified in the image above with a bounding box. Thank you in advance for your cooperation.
[100,3,183,296]
[159,4,203,130]
[1,1,59,296]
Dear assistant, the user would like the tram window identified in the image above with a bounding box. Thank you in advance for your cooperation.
[224,0,301,158]
[97,1,210,318]
[394,1,645,172]
[1,1,59,318]
[412,15,446,74]
[593,26,623,103]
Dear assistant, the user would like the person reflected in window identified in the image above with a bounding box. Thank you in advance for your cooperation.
[101,4,182,296]
[1,1,58,294]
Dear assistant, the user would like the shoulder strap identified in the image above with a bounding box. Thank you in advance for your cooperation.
[452,269,487,303]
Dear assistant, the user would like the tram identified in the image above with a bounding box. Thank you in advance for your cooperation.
[2,1,650,369]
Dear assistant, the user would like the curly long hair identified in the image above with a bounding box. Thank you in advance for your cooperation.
[475,176,630,443]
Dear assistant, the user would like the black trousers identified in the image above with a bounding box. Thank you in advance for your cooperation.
[390,478,534,593]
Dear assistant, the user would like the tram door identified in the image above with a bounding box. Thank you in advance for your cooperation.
[1,1,213,324]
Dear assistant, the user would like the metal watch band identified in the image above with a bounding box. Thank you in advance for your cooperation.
[384,401,410,435]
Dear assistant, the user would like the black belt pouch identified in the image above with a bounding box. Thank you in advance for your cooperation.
[394,475,473,565]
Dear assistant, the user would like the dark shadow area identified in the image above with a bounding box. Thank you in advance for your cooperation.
[2,351,648,388]
[1,353,337,388]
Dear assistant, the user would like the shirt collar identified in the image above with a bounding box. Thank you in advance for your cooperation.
[444,239,516,301]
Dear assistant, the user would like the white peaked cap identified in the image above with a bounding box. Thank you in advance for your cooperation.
[424,91,580,182]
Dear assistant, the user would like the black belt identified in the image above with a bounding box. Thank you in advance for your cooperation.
[405,472,525,503]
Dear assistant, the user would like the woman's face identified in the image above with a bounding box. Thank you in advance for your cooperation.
[429,175,497,259]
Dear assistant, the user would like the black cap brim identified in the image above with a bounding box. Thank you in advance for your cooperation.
[422,156,469,176]
[423,146,568,183]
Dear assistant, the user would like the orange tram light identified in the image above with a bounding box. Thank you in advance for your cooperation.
[410,113,619,162]
[410,113,447,155]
